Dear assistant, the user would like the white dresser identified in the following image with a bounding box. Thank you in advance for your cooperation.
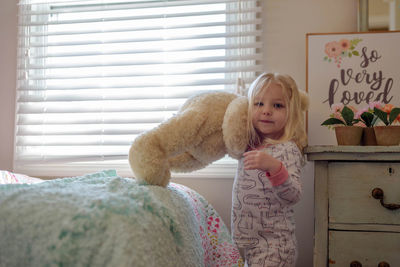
[305,146,400,267]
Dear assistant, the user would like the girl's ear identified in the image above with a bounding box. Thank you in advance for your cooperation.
[299,90,309,111]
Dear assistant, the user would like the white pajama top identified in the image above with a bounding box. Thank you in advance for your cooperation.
[231,141,305,267]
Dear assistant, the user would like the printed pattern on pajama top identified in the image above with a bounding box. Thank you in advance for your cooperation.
[231,141,305,267]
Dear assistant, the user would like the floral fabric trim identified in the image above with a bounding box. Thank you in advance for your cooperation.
[171,183,244,267]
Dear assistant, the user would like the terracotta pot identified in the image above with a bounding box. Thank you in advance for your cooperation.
[361,127,377,146]
[334,126,363,146]
[374,126,400,146]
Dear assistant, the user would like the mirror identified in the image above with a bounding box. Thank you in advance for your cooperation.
[361,0,400,31]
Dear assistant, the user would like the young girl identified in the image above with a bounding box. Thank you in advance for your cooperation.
[231,72,309,267]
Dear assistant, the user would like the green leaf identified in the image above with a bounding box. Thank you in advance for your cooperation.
[361,112,374,127]
[371,116,379,126]
[352,50,359,56]
[374,107,389,126]
[321,118,345,126]
[351,38,362,47]
[389,107,400,125]
[341,106,355,126]
[348,53,352,58]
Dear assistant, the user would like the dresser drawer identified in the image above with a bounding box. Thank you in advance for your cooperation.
[329,162,400,225]
[329,231,400,267]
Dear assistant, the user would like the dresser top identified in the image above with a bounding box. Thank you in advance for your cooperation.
[305,145,400,161]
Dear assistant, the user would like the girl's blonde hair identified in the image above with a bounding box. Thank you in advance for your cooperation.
[247,72,309,151]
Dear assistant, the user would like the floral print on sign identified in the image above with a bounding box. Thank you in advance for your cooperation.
[323,38,362,68]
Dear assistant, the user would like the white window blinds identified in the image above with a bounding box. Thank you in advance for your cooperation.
[15,0,263,177]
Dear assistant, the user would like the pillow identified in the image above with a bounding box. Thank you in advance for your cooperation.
[0,169,118,185]
[0,170,43,184]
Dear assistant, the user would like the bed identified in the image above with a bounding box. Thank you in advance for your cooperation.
[0,170,243,267]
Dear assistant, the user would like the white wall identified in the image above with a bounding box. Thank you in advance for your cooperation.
[0,1,358,266]
[0,0,17,171]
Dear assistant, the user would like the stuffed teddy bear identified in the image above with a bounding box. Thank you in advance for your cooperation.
[129,92,248,187]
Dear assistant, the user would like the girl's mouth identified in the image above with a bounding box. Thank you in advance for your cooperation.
[260,120,273,123]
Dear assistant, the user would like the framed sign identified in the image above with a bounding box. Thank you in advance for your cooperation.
[306,31,400,145]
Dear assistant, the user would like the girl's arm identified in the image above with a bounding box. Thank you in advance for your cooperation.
[268,143,303,206]
[243,142,303,206]
[243,150,281,174]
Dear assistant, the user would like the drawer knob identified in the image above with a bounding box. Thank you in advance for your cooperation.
[371,188,400,210]
[350,261,362,267]
[378,261,390,267]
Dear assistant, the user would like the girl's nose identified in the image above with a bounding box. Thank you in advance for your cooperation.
[263,107,272,115]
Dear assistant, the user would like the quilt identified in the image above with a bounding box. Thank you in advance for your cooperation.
[0,170,243,267]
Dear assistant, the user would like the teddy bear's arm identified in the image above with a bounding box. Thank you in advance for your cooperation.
[168,152,207,172]
[129,108,208,186]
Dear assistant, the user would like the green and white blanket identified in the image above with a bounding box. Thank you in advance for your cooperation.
[0,170,243,267]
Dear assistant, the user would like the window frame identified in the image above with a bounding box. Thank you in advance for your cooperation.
[14,0,262,178]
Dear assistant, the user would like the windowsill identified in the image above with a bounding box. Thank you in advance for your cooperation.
[15,160,238,180]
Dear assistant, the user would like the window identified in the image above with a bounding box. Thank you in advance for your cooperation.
[15,0,263,177]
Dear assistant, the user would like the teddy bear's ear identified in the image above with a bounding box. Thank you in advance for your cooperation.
[299,90,309,111]
[222,96,248,159]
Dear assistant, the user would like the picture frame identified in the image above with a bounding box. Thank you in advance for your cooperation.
[306,31,400,145]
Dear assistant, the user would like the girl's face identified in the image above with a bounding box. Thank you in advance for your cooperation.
[251,82,288,140]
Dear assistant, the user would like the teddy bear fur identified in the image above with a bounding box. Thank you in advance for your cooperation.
[129,92,248,187]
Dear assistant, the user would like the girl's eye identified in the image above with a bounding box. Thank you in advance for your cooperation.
[274,103,284,108]
[255,102,263,107]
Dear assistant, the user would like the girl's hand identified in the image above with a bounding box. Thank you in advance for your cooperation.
[243,150,282,174]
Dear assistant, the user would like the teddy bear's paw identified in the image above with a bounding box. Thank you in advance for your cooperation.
[136,168,170,187]
[129,132,171,187]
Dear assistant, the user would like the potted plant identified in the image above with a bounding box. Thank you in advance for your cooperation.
[355,103,380,145]
[321,104,363,145]
[373,104,400,146]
